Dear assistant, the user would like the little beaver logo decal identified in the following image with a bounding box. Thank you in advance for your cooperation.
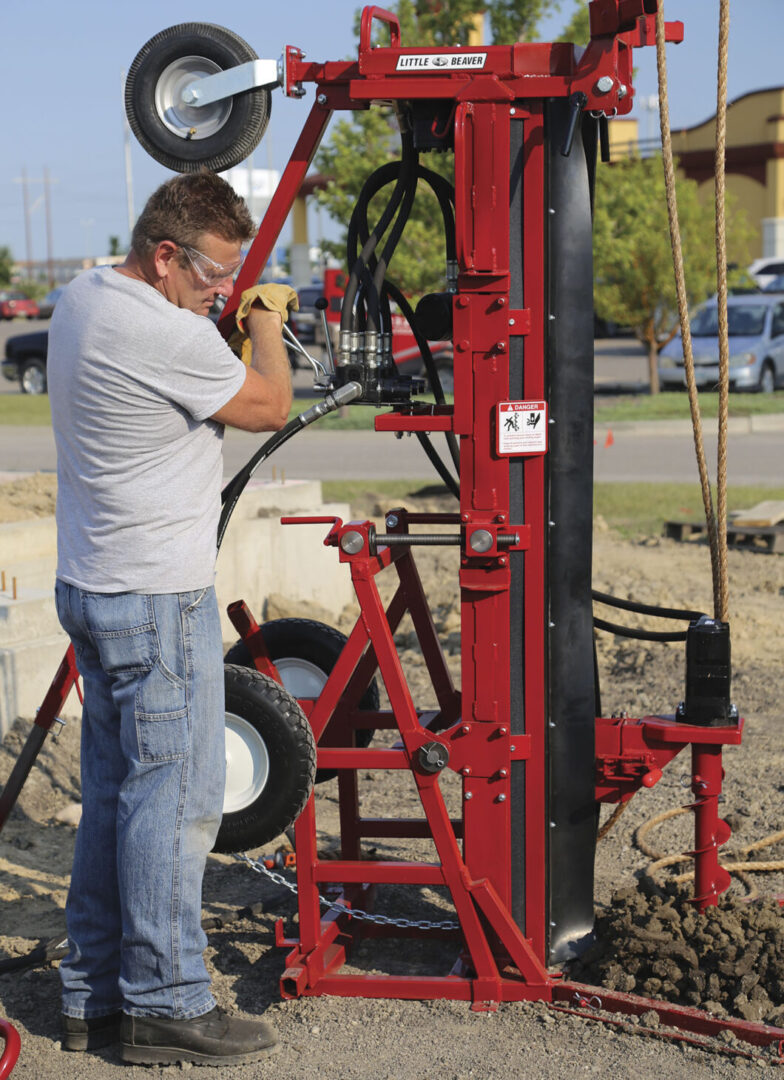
[396,53,487,72]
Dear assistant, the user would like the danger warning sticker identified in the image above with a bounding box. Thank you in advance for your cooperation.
[496,401,548,456]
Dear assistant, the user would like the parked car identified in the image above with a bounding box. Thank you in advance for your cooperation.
[747,257,784,290]
[762,273,784,294]
[2,330,48,394]
[658,294,784,393]
[0,290,38,320]
[36,286,66,319]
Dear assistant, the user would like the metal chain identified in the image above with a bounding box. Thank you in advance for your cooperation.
[233,852,460,930]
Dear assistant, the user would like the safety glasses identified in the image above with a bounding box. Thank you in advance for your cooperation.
[179,244,243,287]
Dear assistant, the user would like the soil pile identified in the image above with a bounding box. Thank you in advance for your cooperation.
[571,882,784,1025]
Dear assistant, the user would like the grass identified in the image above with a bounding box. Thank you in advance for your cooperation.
[0,395,51,425]
[3,388,783,429]
[323,479,784,541]
[594,390,784,423]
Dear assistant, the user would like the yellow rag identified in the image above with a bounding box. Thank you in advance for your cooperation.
[228,284,299,365]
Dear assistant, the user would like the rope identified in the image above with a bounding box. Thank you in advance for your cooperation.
[634,806,784,900]
[597,800,629,840]
[655,5,722,611]
[714,0,731,622]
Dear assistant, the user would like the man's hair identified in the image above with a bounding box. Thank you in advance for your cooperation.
[131,170,256,257]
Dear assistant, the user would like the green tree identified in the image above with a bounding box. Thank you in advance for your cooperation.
[593,155,751,393]
[0,246,13,286]
[316,1,584,298]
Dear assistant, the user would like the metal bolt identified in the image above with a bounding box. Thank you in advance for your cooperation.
[499,727,508,736]
[499,557,507,566]
[548,520,556,527]
[340,530,365,555]
[549,207,555,215]
[456,295,469,308]
[595,76,614,94]
[317,92,327,104]
[462,767,472,776]
[618,84,628,99]
[550,821,557,828]
[549,620,556,628]
[510,107,516,115]
[509,318,515,326]
[469,529,493,554]
[495,340,507,353]
[510,744,515,752]
[498,768,508,778]
[465,791,474,801]
[462,724,471,734]
[548,314,555,322]
[496,793,507,803]
[386,514,399,529]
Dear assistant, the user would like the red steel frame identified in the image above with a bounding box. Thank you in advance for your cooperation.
[7,0,784,1061]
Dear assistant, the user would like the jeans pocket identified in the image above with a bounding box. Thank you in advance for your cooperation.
[135,706,190,763]
[83,593,158,675]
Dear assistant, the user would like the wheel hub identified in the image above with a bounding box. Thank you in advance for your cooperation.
[155,56,232,140]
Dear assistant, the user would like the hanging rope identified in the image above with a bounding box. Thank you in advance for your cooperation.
[654,3,731,621]
[714,0,731,622]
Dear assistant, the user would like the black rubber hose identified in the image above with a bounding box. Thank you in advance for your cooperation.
[592,590,706,622]
[342,131,416,334]
[384,279,460,479]
[218,383,363,550]
[592,618,688,643]
[415,431,459,499]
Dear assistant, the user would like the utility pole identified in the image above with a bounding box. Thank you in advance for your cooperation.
[13,169,57,282]
[44,167,55,287]
[17,168,34,278]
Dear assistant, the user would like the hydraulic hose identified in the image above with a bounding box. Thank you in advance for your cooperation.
[217,381,362,550]
[342,131,417,335]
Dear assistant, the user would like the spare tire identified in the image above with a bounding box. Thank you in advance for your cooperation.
[216,665,316,853]
[125,23,271,172]
[224,618,379,783]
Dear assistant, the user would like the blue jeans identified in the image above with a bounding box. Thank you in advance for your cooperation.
[54,581,226,1019]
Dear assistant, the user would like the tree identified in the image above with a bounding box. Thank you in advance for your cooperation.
[593,155,751,393]
[0,246,13,287]
[315,1,583,298]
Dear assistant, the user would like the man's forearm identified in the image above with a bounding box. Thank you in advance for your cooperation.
[247,309,293,423]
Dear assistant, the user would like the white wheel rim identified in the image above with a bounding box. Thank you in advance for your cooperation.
[22,366,45,394]
[155,56,232,140]
[275,657,328,699]
[223,710,270,814]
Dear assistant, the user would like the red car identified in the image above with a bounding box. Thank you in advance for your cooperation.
[0,290,39,320]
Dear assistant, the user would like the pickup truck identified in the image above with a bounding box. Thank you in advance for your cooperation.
[2,330,48,394]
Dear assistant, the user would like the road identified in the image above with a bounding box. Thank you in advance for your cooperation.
[1,321,782,486]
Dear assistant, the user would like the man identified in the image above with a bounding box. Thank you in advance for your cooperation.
[48,170,293,1066]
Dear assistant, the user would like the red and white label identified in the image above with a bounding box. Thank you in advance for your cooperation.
[496,401,548,456]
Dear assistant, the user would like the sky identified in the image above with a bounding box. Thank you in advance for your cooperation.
[1,0,781,265]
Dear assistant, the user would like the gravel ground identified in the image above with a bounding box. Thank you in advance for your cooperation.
[0,481,782,1076]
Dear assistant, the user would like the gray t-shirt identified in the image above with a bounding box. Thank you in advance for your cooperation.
[49,267,247,593]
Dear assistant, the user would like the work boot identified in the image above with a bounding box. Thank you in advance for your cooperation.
[61,1011,123,1051]
[120,1005,279,1066]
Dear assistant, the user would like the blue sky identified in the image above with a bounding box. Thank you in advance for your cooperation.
[1,0,781,264]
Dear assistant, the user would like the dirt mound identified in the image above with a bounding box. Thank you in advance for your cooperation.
[570,882,784,1025]
[0,472,57,522]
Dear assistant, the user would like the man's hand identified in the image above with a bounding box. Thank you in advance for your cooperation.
[235,284,299,331]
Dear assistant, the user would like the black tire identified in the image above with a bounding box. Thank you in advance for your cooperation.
[125,23,271,173]
[20,359,47,395]
[224,618,379,783]
[216,665,316,854]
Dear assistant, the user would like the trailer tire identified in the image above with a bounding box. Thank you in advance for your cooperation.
[125,23,270,173]
[224,618,379,783]
[215,665,316,854]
